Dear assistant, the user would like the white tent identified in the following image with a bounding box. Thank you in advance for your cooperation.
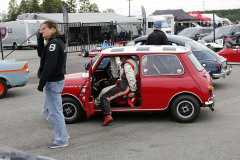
[202,14,233,24]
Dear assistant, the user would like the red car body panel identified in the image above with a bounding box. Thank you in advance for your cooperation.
[62,46,214,119]
[218,47,240,64]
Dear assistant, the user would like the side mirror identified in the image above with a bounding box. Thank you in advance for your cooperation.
[195,33,201,37]
[85,61,90,71]
[222,34,227,38]
[233,32,240,36]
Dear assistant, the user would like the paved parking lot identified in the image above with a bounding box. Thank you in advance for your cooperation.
[1,49,240,160]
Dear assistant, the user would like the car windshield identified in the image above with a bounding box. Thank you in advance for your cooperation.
[162,21,170,28]
[148,21,169,28]
[91,54,101,68]
[178,28,197,37]
[185,40,207,51]
[209,26,232,36]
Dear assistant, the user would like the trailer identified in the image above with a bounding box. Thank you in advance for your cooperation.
[0,20,44,49]
[117,15,174,39]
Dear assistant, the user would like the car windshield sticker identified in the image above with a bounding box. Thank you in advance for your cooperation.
[49,44,56,51]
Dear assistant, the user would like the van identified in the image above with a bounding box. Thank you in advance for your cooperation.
[0,20,44,49]
[117,15,174,39]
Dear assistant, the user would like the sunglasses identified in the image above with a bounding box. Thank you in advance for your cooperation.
[39,27,47,32]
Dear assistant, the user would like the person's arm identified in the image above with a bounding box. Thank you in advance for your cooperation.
[37,32,44,57]
[146,35,150,45]
[110,57,119,78]
[37,40,60,91]
[124,63,137,92]
[162,34,169,45]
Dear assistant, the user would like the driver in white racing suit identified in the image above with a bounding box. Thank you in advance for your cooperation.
[95,55,139,126]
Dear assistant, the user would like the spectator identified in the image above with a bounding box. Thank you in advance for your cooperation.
[37,20,69,149]
[146,21,168,45]
[217,21,222,27]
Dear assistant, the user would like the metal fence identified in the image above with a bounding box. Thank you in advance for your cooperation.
[57,22,116,53]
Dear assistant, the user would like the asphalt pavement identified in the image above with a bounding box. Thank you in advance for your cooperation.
[1,49,240,160]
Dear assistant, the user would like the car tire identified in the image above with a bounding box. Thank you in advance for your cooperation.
[0,79,8,98]
[171,95,200,123]
[81,49,88,57]
[62,97,86,124]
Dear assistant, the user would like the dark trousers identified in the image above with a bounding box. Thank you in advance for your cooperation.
[100,84,129,116]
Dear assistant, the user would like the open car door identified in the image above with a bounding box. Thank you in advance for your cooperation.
[85,58,95,117]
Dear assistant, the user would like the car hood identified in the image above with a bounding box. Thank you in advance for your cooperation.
[64,72,88,87]
[203,34,223,42]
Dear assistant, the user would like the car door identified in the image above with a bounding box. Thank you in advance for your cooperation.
[140,54,186,110]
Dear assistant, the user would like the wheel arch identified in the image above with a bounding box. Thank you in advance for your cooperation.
[0,77,10,88]
[62,93,86,112]
[168,92,203,110]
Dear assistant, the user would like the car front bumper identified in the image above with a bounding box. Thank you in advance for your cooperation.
[212,66,232,79]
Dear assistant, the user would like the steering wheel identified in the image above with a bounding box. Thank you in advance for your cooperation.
[92,78,107,93]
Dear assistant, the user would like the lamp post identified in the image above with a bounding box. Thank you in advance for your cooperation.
[127,0,133,17]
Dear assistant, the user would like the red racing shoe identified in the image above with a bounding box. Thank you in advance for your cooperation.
[102,115,113,126]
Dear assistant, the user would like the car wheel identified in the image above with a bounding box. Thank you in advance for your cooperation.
[62,97,86,124]
[171,95,200,123]
[81,49,88,57]
[13,43,18,50]
[0,79,8,98]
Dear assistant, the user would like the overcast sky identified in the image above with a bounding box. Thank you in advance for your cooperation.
[1,0,240,16]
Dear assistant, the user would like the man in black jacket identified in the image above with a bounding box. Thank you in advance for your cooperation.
[146,21,168,45]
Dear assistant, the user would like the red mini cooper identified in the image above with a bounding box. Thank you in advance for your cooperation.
[62,45,215,123]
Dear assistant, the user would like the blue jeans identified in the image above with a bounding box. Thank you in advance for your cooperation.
[43,80,69,146]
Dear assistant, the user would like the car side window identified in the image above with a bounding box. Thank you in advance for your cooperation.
[232,26,240,33]
[141,55,184,76]
[203,29,213,34]
[97,57,110,70]
[196,29,203,34]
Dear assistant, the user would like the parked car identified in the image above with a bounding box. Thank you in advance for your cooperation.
[129,35,232,79]
[217,43,240,65]
[178,27,213,40]
[80,40,114,57]
[80,40,128,57]
[62,45,215,124]
[0,144,54,160]
[0,60,29,98]
[203,24,240,45]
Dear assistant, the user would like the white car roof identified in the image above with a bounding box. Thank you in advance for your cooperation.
[101,45,190,55]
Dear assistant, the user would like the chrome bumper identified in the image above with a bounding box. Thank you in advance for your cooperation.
[205,95,215,106]
[212,66,232,79]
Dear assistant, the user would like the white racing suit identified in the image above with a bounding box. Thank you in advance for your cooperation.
[95,57,139,116]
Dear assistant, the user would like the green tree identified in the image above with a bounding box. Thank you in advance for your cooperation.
[65,0,77,13]
[41,0,64,13]
[7,0,19,21]
[88,3,99,13]
[29,0,41,13]
[79,0,90,13]
[18,0,29,14]
[0,11,7,20]
[102,8,115,13]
